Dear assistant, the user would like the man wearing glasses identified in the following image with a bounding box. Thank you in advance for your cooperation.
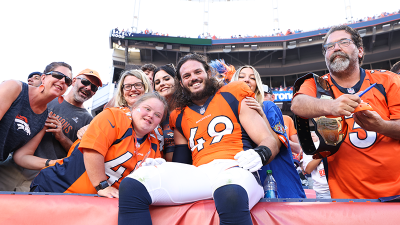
[0,68,102,192]
[291,25,400,199]
[27,71,42,87]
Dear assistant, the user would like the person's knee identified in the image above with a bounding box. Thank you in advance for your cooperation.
[213,184,252,225]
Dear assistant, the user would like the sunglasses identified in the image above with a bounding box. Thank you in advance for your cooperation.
[45,71,72,86]
[76,77,98,92]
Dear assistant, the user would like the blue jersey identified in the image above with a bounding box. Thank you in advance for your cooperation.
[259,101,305,198]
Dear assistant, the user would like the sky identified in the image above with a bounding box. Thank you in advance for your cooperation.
[1,0,399,88]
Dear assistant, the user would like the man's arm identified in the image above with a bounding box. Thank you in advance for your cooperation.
[239,99,279,164]
[291,94,361,118]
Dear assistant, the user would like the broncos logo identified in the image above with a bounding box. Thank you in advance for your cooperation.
[15,115,31,135]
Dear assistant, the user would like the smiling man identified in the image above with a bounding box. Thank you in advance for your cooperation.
[0,68,102,192]
[291,25,400,199]
[119,53,280,225]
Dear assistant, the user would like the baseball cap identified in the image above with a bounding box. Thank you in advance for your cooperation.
[76,69,102,87]
[263,84,273,94]
[28,71,42,79]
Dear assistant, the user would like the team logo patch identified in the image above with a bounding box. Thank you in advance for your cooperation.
[273,122,285,134]
[15,114,31,135]
[72,117,79,123]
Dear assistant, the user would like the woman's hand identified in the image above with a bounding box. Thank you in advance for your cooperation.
[77,125,89,139]
[98,186,119,198]
[245,97,265,117]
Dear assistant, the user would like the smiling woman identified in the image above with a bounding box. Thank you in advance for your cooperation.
[30,92,168,198]
[0,62,72,165]
[153,64,177,161]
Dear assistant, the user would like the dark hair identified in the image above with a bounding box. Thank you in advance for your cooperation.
[141,63,157,72]
[153,64,176,80]
[132,91,169,122]
[322,25,364,65]
[43,62,72,74]
[28,71,42,79]
[172,73,221,110]
[390,61,400,74]
[176,53,211,81]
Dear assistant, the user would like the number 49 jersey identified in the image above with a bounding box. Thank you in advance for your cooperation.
[170,81,256,167]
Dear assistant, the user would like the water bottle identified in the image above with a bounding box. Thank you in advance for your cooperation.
[263,170,278,198]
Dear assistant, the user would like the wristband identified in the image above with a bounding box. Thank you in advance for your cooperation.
[254,145,272,165]
[45,159,51,167]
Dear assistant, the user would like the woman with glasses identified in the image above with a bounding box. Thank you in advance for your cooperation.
[231,65,306,198]
[0,62,72,167]
[153,64,177,161]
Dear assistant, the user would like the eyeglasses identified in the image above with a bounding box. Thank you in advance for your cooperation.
[45,71,72,86]
[76,77,98,92]
[123,82,144,91]
[323,38,354,52]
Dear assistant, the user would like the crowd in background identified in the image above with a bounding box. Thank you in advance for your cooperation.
[112,9,400,40]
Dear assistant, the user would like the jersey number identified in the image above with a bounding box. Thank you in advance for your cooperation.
[104,152,133,185]
[189,116,234,151]
[348,120,377,148]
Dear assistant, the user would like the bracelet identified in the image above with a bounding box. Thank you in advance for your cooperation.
[45,159,51,167]
[254,145,272,165]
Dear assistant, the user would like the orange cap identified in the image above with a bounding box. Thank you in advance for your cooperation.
[76,69,102,87]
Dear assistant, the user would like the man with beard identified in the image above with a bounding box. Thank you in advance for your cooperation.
[118,53,280,225]
[291,25,400,199]
[0,68,102,192]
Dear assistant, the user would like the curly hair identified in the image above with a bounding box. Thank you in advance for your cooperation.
[140,63,157,73]
[322,25,364,65]
[390,61,400,74]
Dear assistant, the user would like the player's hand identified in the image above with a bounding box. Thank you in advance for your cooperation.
[245,97,265,117]
[330,94,361,117]
[353,110,384,132]
[98,186,119,198]
[45,115,64,140]
[234,150,263,172]
[77,125,89,139]
[141,158,166,167]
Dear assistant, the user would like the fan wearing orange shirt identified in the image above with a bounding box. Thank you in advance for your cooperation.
[30,92,167,197]
[118,53,280,225]
[291,25,400,199]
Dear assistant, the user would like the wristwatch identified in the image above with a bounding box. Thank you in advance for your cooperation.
[95,180,109,192]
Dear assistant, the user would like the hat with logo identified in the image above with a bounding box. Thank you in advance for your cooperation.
[28,71,42,79]
[76,69,102,87]
[263,84,273,95]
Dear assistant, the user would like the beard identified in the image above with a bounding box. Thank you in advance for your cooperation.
[73,86,93,103]
[182,76,217,103]
[326,49,358,74]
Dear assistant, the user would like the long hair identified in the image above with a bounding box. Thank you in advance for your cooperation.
[231,65,264,105]
[115,69,152,107]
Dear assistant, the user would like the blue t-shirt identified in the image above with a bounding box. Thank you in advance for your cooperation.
[259,101,305,198]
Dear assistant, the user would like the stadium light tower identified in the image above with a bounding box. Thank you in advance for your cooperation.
[272,0,280,33]
[131,0,141,33]
[344,0,353,23]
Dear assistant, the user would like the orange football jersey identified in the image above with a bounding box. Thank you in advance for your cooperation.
[170,81,255,167]
[295,69,400,199]
[31,107,161,194]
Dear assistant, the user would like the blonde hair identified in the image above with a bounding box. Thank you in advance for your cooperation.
[115,69,152,107]
[231,65,264,105]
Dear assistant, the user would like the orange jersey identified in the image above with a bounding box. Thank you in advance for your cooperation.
[283,115,296,137]
[294,68,400,199]
[31,107,161,194]
[170,81,255,167]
